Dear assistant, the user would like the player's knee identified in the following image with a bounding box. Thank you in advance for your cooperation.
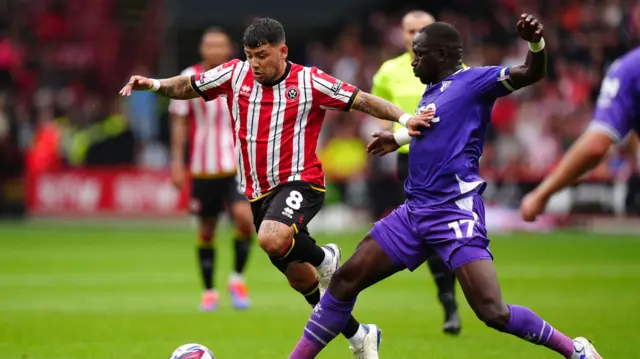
[232,204,256,237]
[198,218,216,246]
[257,220,293,257]
[236,220,255,238]
[475,302,510,330]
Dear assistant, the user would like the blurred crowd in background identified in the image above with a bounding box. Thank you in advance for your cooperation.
[2,0,640,217]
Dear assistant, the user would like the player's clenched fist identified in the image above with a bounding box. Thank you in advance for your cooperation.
[517,13,543,43]
[119,75,154,96]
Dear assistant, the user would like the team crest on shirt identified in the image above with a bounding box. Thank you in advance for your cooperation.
[441,81,451,92]
[286,86,300,101]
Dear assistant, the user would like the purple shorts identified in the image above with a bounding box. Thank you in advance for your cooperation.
[370,195,493,271]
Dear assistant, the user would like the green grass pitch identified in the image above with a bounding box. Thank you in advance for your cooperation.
[0,222,639,359]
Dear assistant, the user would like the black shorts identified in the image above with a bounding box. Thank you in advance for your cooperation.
[189,176,246,218]
[250,181,325,234]
[397,152,409,183]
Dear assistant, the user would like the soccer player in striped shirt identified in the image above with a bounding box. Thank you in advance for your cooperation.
[371,10,461,335]
[120,17,432,358]
[169,27,254,311]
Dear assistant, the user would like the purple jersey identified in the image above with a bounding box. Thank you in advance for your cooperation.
[589,47,640,142]
[405,66,514,207]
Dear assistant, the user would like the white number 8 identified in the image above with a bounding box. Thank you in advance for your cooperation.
[285,190,304,210]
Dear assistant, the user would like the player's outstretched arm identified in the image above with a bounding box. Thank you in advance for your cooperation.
[119,75,199,100]
[508,13,547,89]
[351,91,433,136]
[521,130,613,221]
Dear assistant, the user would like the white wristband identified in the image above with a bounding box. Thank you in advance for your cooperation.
[393,127,412,146]
[398,113,412,127]
[150,79,161,92]
[528,37,545,53]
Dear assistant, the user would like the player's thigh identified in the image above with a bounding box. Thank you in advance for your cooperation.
[330,234,404,300]
[454,259,506,320]
[262,181,325,231]
[190,178,223,234]
[414,195,493,270]
[369,203,428,272]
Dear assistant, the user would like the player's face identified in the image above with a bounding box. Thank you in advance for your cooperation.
[200,32,232,68]
[403,16,434,54]
[411,33,439,84]
[244,43,288,85]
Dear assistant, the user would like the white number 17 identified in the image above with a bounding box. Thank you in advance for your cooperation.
[448,219,475,239]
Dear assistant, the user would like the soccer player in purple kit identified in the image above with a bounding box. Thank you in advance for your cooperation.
[288,14,604,359]
[521,47,640,229]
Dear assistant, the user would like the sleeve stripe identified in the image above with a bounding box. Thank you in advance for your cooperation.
[587,121,622,143]
[499,67,516,92]
[346,88,360,111]
[190,75,209,101]
[312,77,353,102]
[198,68,233,91]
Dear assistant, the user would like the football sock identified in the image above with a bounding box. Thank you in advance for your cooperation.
[301,282,361,340]
[426,256,457,313]
[506,305,574,358]
[274,231,325,267]
[233,235,252,274]
[198,246,215,290]
[290,292,355,359]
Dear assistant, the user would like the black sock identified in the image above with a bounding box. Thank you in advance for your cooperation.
[302,281,361,339]
[234,236,252,274]
[275,230,325,267]
[198,247,215,290]
[426,255,457,313]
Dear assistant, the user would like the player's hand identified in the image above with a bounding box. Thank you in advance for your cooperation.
[171,160,187,190]
[367,131,400,157]
[119,75,154,96]
[406,110,434,136]
[520,190,549,222]
[516,13,543,43]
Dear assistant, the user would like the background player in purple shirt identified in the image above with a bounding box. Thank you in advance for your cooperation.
[288,14,603,359]
[521,47,640,222]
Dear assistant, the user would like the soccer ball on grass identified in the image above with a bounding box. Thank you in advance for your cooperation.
[170,343,215,359]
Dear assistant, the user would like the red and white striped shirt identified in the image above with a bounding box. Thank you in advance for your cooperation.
[190,60,360,200]
[169,64,236,178]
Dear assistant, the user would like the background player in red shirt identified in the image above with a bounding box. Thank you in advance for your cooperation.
[120,17,431,358]
[169,27,255,312]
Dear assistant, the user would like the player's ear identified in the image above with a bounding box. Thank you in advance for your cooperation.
[280,44,288,60]
[437,48,448,63]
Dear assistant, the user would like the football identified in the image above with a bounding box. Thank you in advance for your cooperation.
[169,343,215,359]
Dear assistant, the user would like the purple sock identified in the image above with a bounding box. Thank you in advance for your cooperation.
[288,292,355,359]
[506,305,575,358]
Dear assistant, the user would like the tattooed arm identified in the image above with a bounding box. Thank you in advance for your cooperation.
[351,91,406,123]
[119,75,200,100]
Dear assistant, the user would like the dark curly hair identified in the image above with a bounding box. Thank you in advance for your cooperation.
[243,17,286,48]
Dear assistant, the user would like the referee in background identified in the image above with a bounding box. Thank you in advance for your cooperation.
[371,10,462,335]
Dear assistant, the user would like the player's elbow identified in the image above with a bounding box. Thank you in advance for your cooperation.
[511,65,546,89]
[581,130,615,161]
